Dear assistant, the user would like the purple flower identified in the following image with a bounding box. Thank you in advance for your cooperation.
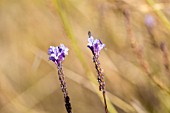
[144,14,155,28]
[87,33,105,56]
[48,44,69,65]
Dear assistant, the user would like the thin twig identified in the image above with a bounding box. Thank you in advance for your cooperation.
[57,62,72,113]
[160,42,169,71]
[103,91,108,113]
[93,55,108,113]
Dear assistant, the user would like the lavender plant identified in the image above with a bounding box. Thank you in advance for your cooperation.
[48,44,72,113]
[87,31,108,113]
[144,14,157,47]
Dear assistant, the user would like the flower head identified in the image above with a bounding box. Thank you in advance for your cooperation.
[48,44,69,65]
[87,31,105,56]
[144,14,155,28]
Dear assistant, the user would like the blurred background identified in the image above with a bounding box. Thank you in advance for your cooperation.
[1,0,170,113]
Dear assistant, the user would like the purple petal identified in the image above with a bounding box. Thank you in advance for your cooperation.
[88,36,94,47]
[87,35,105,56]
[48,44,69,64]
[48,46,55,55]
[49,56,56,62]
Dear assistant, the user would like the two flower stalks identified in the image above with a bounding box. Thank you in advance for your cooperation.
[48,32,108,113]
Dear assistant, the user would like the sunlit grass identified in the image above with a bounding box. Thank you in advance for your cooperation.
[1,0,170,113]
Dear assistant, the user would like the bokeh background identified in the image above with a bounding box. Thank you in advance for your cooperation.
[1,0,170,113]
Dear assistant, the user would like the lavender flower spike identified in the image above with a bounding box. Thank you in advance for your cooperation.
[48,44,69,65]
[87,31,105,56]
[48,44,72,113]
[87,31,108,113]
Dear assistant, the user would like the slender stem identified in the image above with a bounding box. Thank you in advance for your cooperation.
[123,9,137,48]
[57,62,72,113]
[103,90,108,113]
[147,27,158,47]
[160,42,169,71]
[93,55,108,113]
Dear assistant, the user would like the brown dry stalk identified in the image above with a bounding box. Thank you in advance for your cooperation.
[57,62,72,113]
[135,47,151,74]
[147,27,158,47]
[123,8,170,95]
[123,9,137,49]
[57,63,68,97]
[123,9,151,74]
[160,42,169,71]
[93,55,108,113]
[93,55,105,91]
